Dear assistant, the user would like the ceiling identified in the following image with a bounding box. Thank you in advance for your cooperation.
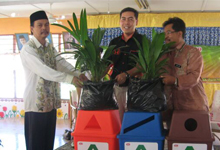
[0,0,220,20]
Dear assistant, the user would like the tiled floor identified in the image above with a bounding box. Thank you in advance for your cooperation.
[0,118,70,150]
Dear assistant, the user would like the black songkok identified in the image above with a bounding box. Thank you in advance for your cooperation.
[30,10,48,25]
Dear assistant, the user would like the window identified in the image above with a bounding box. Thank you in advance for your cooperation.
[0,54,16,98]
[52,34,60,51]
[60,34,65,52]
[52,33,77,99]
[0,35,14,54]
[0,34,76,99]
[60,53,77,99]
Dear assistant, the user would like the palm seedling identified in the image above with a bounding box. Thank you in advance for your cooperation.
[127,28,174,112]
[130,28,174,80]
[52,9,115,82]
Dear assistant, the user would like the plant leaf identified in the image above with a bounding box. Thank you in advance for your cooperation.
[92,27,106,51]
[67,20,79,41]
[103,45,116,59]
[52,23,73,35]
[152,28,157,41]
[72,12,80,37]
[80,9,88,45]
[152,32,165,63]
[155,58,168,76]
[84,40,97,64]
[141,35,150,65]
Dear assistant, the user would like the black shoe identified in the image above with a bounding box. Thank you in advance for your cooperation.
[63,129,71,140]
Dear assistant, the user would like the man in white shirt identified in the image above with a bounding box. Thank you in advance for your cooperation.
[20,10,86,150]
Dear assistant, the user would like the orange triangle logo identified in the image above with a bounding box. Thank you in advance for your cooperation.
[85,115,101,130]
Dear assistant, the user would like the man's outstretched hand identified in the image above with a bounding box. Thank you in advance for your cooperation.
[160,75,176,85]
[79,74,88,82]
[72,77,83,88]
[72,74,88,88]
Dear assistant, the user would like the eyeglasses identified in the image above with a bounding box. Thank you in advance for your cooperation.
[165,30,177,35]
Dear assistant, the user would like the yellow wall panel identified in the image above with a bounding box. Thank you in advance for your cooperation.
[87,12,220,28]
[0,18,74,35]
[1,12,220,34]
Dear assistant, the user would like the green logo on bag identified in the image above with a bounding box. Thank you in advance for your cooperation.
[88,144,98,150]
[136,145,147,150]
[185,146,194,150]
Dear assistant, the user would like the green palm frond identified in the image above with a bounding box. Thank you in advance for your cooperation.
[151,32,165,63]
[132,38,146,71]
[67,20,77,38]
[72,13,80,37]
[129,53,146,73]
[142,36,151,65]
[92,27,106,51]
[130,28,174,80]
[65,42,81,49]
[152,28,157,41]
[155,58,168,75]
[103,45,116,59]
[80,9,88,45]
[84,40,97,63]
[52,9,116,82]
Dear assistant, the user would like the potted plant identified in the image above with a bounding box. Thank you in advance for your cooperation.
[52,9,118,110]
[127,29,173,112]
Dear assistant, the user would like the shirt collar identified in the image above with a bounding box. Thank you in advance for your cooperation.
[32,36,49,48]
[121,30,139,41]
[175,42,186,52]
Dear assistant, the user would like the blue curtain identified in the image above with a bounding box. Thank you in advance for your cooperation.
[88,27,220,46]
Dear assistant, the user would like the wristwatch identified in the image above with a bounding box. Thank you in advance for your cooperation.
[124,71,130,79]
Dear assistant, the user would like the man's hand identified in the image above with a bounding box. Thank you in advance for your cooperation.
[160,75,176,85]
[72,76,83,88]
[115,72,127,85]
[79,74,88,82]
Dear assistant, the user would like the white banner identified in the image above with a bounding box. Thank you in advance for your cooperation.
[124,142,158,150]
[77,141,109,150]
[172,143,207,150]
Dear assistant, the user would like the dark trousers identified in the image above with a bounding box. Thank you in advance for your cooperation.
[25,109,57,150]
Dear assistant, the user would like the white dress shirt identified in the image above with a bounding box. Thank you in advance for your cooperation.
[20,36,80,112]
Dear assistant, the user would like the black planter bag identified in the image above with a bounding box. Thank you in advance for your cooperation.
[78,80,118,110]
[127,78,166,112]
